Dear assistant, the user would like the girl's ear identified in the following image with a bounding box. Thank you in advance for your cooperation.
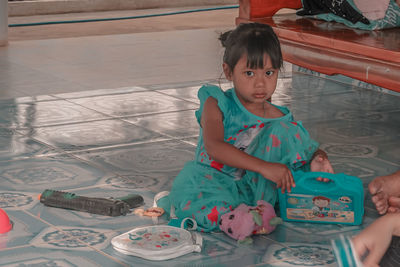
[223,63,233,81]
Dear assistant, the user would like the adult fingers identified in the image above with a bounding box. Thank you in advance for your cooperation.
[371,192,388,214]
[371,192,386,204]
[372,197,388,214]
[388,196,400,208]
[377,204,388,215]
[388,206,400,213]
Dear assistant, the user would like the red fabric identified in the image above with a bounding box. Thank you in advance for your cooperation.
[250,0,302,18]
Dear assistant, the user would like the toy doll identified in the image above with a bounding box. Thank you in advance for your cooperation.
[219,200,282,243]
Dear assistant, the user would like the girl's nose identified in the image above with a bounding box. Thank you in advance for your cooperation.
[255,75,265,86]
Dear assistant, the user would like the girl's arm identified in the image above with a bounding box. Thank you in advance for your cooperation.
[200,97,295,193]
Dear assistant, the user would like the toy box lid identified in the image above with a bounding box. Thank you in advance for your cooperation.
[111,225,202,261]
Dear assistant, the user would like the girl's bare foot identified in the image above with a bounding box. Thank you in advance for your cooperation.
[311,155,334,172]
[369,171,400,215]
[311,154,334,182]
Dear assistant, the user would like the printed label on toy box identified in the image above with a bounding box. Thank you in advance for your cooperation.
[284,194,354,223]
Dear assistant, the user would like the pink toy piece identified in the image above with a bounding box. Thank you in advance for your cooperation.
[219,200,282,241]
[0,208,12,234]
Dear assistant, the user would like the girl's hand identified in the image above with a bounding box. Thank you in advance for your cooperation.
[261,163,295,193]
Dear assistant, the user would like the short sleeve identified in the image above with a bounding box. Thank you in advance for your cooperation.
[195,84,231,125]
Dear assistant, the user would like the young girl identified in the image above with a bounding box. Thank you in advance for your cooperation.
[164,23,333,232]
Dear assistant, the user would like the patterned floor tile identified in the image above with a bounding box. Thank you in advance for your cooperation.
[0,99,108,129]
[0,246,127,266]
[69,91,199,118]
[0,210,50,250]
[0,127,58,161]
[261,243,338,267]
[0,191,38,211]
[329,157,399,181]
[30,225,116,251]
[0,155,114,192]
[155,86,202,104]
[0,73,398,267]
[0,95,57,105]
[266,220,361,246]
[151,81,234,104]
[54,86,150,99]
[28,119,167,152]
[123,109,200,138]
[289,72,354,98]
[101,171,180,193]
[72,140,195,175]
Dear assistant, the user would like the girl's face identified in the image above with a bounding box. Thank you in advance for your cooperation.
[223,53,278,108]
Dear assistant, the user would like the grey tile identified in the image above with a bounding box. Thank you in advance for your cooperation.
[0,245,126,266]
[0,127,57,161]
[102,171,180,193]
[0,209,50,249]
[53,86,150,99]
[72,140,195,175]
[123,110,200,138]
[155,86,201,104]
[28,119,166,152]
[69,89,199,118]
[0,95,58,104]
[261,242,338,267]
[0,155,113,192]
[0,99,108,129]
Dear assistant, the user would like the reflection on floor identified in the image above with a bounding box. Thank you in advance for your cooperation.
[0,66,399,267]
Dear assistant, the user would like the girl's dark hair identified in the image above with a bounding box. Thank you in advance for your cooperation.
[219,23,283,71]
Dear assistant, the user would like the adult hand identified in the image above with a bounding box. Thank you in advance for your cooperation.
[352,215,394,267]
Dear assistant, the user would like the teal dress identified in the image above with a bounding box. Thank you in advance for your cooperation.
[167,84,319,232]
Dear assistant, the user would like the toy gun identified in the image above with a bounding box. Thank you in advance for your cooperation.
[40,189,144,217]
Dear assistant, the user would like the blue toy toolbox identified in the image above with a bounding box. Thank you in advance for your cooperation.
[278,171,364,225]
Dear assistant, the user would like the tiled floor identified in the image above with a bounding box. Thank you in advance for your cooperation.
[1,9,400,267]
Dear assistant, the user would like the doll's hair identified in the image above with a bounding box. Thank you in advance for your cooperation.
[219,23,283,72]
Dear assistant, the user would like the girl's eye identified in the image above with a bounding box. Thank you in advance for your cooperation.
[266,70,274,76]
[245,71,254,77]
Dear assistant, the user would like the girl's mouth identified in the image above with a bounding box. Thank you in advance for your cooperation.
[253,94,266,99]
